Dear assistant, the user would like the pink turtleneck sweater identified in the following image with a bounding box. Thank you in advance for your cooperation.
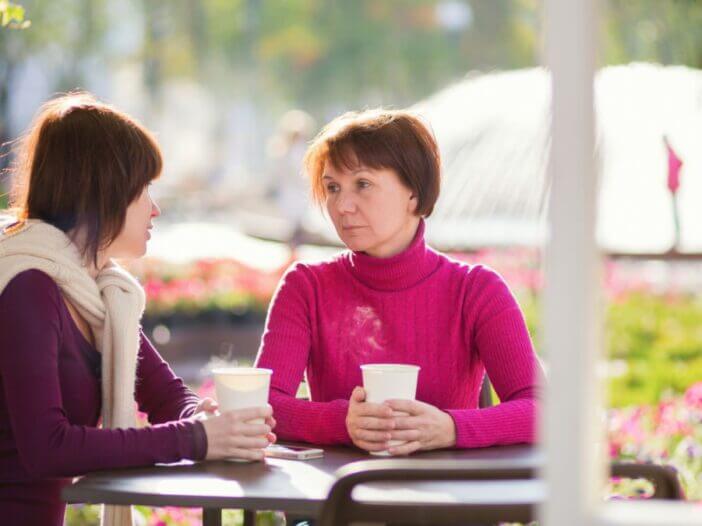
[256,221,542,448]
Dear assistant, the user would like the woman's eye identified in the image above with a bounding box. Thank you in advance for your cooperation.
[326,184,339,193]
[358,180,370,189]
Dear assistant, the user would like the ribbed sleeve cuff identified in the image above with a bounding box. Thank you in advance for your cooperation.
[446,400,539,449]
[272,396,353,445]
[446,408,486,448]
[319,399,353,445]
[191,420,208,460]
[175,419,208,461]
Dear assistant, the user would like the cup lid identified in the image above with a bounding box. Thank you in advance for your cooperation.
[360,363,421,373]
[212,367,273,375]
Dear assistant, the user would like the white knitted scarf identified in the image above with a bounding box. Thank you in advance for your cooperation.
[0,219,145,526]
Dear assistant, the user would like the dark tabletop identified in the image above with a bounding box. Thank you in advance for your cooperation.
[62,444,544,515]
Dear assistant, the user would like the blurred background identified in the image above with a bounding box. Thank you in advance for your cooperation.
[3,1,702,524]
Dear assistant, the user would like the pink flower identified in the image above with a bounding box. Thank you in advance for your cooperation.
[684,382,702,409]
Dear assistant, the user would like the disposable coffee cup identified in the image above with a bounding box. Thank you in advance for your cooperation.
[212,367,272,462]
[212,367,272,424]
[360,364,420,456]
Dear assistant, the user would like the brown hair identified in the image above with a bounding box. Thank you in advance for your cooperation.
[304,109,441,216]
[9,92,162,264]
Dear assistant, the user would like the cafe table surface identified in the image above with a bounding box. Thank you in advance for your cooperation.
[62,443,543,526]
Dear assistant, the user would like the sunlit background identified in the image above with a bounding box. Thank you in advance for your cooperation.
[2,1,702,524]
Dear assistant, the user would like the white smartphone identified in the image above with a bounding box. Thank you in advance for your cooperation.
[264,444,324,460]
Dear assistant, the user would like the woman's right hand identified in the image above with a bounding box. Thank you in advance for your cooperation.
[346,386,395,452]
[200,405,276,461]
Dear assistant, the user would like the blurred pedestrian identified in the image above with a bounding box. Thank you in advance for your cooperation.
[266,109,316,251]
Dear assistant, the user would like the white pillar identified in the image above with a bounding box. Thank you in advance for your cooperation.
[541,1,604,526]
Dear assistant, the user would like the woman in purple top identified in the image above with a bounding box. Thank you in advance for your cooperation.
[0,93,275,526]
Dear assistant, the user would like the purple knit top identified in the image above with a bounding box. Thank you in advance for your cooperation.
[0,270,207,526]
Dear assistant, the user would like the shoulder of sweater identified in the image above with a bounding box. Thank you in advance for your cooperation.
[433,250,503,282]
[2,268,61,301]
[0,269,63,323]
[284,251,349,279]
[432,253,515,305]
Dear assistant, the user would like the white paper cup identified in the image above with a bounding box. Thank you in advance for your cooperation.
[361,364,420,456]
[213,367,272,425]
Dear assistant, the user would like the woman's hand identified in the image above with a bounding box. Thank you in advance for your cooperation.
[384,399,456,455]
[200,405,277,461]
[193,397,219,416]
[346,387,395,452]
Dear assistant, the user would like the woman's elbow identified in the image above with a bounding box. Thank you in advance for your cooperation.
[19,447,71,478]
[19,426,83,478]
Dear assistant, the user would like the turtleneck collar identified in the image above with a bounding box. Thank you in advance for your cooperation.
[342,219,441,291]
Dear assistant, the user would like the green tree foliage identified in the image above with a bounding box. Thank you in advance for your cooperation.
[603,0,702,68]
[203,0,539,110]
[0,1,29,29]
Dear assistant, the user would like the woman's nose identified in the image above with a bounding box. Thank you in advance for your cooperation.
[336,192,357,214]
[151,200,161,218]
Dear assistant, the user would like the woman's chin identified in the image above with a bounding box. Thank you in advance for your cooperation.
[129,244,148,260]
[340,236,368,252]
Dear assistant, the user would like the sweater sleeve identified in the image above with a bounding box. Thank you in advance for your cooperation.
[445,266,543,448]
[255,263,351,445]
[135,332,202,424]
[0,270,207,479]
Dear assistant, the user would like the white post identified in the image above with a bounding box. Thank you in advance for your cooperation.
[541,1,604,526]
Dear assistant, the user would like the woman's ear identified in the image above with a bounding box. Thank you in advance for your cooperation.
[408,193,418,213]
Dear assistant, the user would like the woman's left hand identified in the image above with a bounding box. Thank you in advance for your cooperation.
[194,397,219,416]
[384,399,456,455]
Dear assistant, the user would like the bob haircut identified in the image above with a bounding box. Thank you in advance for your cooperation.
[303,109,441,216]
[9,92,162,265]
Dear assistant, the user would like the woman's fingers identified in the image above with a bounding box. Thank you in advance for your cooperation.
[350,388,393,417]
[355,439,391,452]
[202,406,275,461]
[356,416,395,430]
[392,416,424,430]
[353,402,394,419]
[228,448,266,461]
[235,422,273,437]
[197,397,219,413]
[389,429,421,442]
[385,399,421,415]
[388,440,422,456]
[350,386,366,403]
[355,429,392,443]
[230,435,271,450]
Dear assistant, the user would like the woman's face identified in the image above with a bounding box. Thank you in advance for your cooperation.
[323,160,419,257]
[107,185,160,260]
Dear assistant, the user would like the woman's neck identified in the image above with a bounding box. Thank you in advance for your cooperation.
[364,217,421,258]
[69,227,108,278]
[343,218,439,292]
[88,253,109,278]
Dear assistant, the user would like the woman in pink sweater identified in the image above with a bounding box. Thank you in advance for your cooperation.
[256,109,542,455]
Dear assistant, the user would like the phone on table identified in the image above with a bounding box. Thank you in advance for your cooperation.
[264,444,324,460]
